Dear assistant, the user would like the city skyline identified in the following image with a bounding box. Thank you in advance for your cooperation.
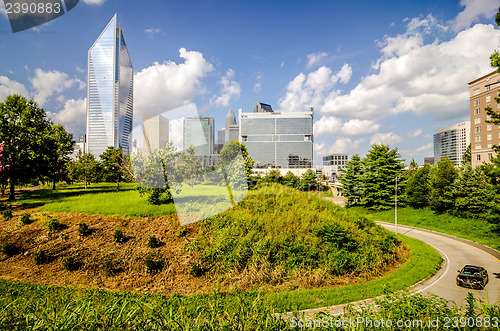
[0,1,499,164]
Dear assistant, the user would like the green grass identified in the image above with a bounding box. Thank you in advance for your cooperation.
[350,207,500,251]
[17,182,230,217]
[0,234,442,329]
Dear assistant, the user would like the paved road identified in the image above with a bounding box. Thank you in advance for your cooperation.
[379,222,500,306]
[280,222,500,319]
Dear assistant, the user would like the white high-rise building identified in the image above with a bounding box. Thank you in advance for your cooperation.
[433,121,471,167]
[86,14,133,158]
[182,116,215,156]
[143,114,169,152]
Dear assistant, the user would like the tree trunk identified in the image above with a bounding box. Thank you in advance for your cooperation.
[52,179,56,190]
[9,180,15,200]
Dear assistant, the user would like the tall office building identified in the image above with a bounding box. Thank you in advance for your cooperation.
[239,106,313,168]
[469,70,500,167]
[86,14,133,158]
[224,108,239,144]
[143,114,169,152]
[253,102,274,113]
[183,116,215,156]
[433,121,470,167]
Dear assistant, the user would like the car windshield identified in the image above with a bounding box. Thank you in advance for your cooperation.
[462,267,481,275]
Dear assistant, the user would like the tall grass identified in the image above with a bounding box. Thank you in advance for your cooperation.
[351,207,500,251]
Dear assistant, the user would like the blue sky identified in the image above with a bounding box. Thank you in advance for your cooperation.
[0,0,499,165]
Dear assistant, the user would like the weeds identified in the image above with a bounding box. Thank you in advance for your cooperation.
[144,256,163,275]
[102,259,122,276]
[2,208,12,220]
[78,222,91,237]
[33,250,49,265]
[1,242,19,256]
[20,213,33,225]
[113,229,125,243]
[147,235,160,248]
[46,218,62,233]
[62,255,81,271]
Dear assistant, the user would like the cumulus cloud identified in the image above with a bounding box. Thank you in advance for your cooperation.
[370,132,403,146]
[402,142,433,157]
[451,0,498,32]
[134,48,214,117]
[315,138,364,155]
[278,64,352,112]
[211,69,241,107]
[50,98,87,126]
[314,117,380,137]
[408,129,423,138]
[0,76,30,100]
[29,68,85,106]
[307,52,329,68]
[321,23,500,121]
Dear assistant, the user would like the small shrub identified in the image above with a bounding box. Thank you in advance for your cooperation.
[113,229,125,243]
[62,256,81,271]
[174,228,187,238]
[144,256,163,275]
[2,209,13,220]
[1,242,19,256]
[190,263,205,277]
[147,236,160,248]
[46,218,62,232]
[20,213,33,225]
[33,250,49,265]
[78,222,91,237]
[103,259,122,276]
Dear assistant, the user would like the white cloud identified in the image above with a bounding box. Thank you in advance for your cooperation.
[134,48,214,117]
[307,52,329,68]
[82,0,106,5]
[0,76,29,101]
[408,129,423,138]
[50,98,87,126]
[253,83,261,93]
[451,0,498,32]
[402,142,433,157]
[370,132,403,146]
[278,64,352,112]
[211,68,241,107]
[314,117,380,136]
[0,1,6,19]
[29,68,85,106]
[144,27,161,35]
[169,118,184,151]
[321,23,500,121]
[315,138,364,155]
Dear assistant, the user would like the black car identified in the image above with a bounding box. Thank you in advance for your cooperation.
[456,265,489,289]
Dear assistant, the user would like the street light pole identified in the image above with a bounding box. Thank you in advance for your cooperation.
[395,176,398,235]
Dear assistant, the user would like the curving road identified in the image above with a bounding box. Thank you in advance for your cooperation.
[378,222,500,306]
[281,222,500,319]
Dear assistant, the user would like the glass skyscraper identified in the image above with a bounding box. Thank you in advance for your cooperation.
[86,14,133,158]
[239,108,313,168]
[183,116,215,156]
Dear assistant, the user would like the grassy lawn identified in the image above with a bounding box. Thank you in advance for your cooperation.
[0,234,441,329]
[16,182,231,217]
[350,207,500,251]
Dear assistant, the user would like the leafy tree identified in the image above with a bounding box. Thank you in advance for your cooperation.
[0,95,54,200]
[298,169,317,191]
[100,147,126,191]
[360,145,405,210]
[179,143,202,189]
[428,158,458,213]
[219,141,254,190]
[339,154,364,206]
[462,144,471,165]
[451,165,493,220]
[40,124,74,190]
[0,142,8,196]
[263,169,281,184]
[409,159,418,169]
[68,152,101,189]
[282,171,299,188]
[132,141,182,205]
[405,163,431,208]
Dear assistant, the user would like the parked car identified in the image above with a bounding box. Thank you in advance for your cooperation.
[456,265,489,289]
